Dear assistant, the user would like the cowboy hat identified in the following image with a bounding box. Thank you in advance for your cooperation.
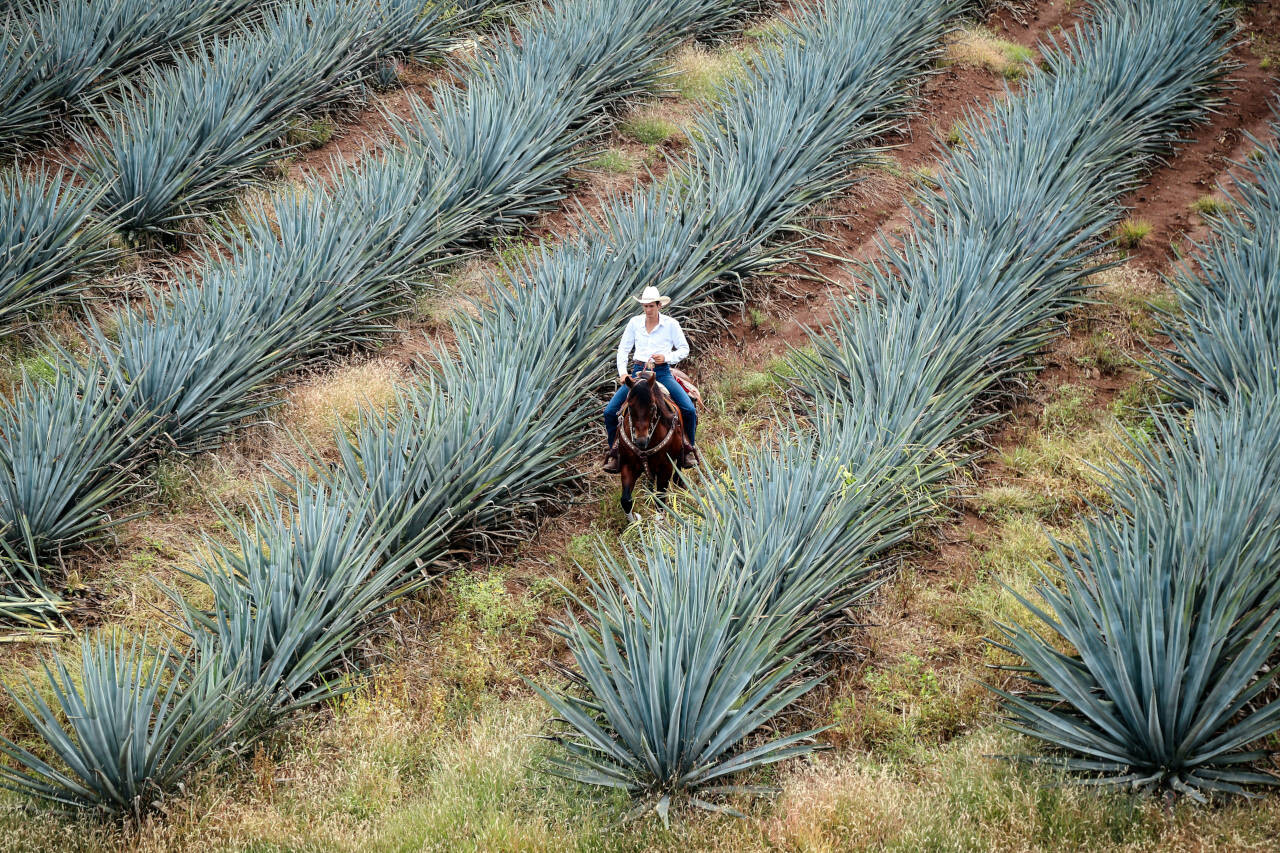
[634,285,671,307]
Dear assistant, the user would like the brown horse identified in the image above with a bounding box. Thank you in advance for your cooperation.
[615,371,685,522]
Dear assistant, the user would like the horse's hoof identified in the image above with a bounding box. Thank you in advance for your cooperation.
[627,512,641,524]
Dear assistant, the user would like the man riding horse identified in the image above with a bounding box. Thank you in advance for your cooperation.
[602,286,699,473]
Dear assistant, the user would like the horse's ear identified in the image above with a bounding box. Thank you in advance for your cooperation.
[623,375,635,387]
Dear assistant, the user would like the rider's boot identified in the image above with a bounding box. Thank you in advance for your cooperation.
[602,445,622,474]
[678,437,699,469]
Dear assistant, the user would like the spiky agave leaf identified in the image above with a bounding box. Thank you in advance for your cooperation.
[0,17,78,151]
[0,590,70,639]
[0,631,252,815]
[76,46,300,235]
[540,0,1235,812]
[0,365,148,580]
[375,0,487,63]
[0,168,116,335]
[78,0,428,234]
[1,0,258,151]
[804,0,1232,429]
[1157,120,1280,406]
[173,481,431,720]
[686,410,958,634]
[388,0,973,546]
[315,352,589,562]
[384,0,754,240]
[458,0,971,389]
[674,0,967,297]
[76,0,748,457]
[83,149,483,458]
[534,531,826,816]
[86,284,290,456]
[994,395,1280,798]
[535,412,956,811]
[530,0,972,809]
[996,118,1280,797]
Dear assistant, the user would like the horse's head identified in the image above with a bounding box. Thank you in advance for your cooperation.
[622,372,658,451]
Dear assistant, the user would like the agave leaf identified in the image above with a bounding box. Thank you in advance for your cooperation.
[0,168,116,335]
[0,630,253,814]
[0,365,150,579]
[999,393,1280,795]
[79,0,481,235]
[171,480,433,721]
[1,0,259,152]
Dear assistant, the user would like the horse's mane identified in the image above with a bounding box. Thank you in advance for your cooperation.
[629,377,653,407]
[631,375,675,419]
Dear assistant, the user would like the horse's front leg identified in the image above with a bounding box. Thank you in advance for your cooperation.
[620,464,639,524]
[652,459,677,524]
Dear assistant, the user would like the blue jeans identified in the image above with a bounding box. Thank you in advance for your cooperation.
[604,362,696,448]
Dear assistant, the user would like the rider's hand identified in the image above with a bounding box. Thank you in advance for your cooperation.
[651,353,665,365]
[618,374,626,384]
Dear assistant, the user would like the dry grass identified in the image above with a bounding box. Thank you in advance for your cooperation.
[619,110,685,146]
[11,710,1280,852]
[944,25,1037,79]
[668,42,747,101]
[7,323,1280,849]
[283,358,405,452]
[1191,194,1233,217]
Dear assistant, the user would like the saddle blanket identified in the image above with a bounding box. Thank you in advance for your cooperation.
[670,368,702,406]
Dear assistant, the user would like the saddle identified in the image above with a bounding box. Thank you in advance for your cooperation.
[636,368,701,407]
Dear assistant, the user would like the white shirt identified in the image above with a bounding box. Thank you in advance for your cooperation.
[616,314,689,377]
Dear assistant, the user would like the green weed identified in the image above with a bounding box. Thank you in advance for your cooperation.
[833,651,985,761]
[491,234,537,269]
[285,116,336,150]
[0,348,58,392]
[971,484,1056,521]
[587,149,633,173]
[449,568,542,637]
[620,115,680,145]
[1041,383,1095,433]
[1077,331,1127,374]
[1113,217,1152,249]
[1190,194,1232,217]
[669,43,746,101]
[945,26,1036,79]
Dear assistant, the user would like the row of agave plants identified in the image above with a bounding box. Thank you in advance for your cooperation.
[0,0,761,592]
[82,0,501,238]
[0,0,497,339]
[537,0,1241,814]
[0,0,255,152]
[998,119,1280,799]
[0,0,773,816]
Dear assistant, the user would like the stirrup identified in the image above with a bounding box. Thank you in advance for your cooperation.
[602,448,622,474]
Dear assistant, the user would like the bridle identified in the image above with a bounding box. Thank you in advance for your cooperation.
[617,380,680,462]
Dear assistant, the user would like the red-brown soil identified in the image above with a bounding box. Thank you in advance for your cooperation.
[1122,6,1279,269]
[284,61,460,181]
